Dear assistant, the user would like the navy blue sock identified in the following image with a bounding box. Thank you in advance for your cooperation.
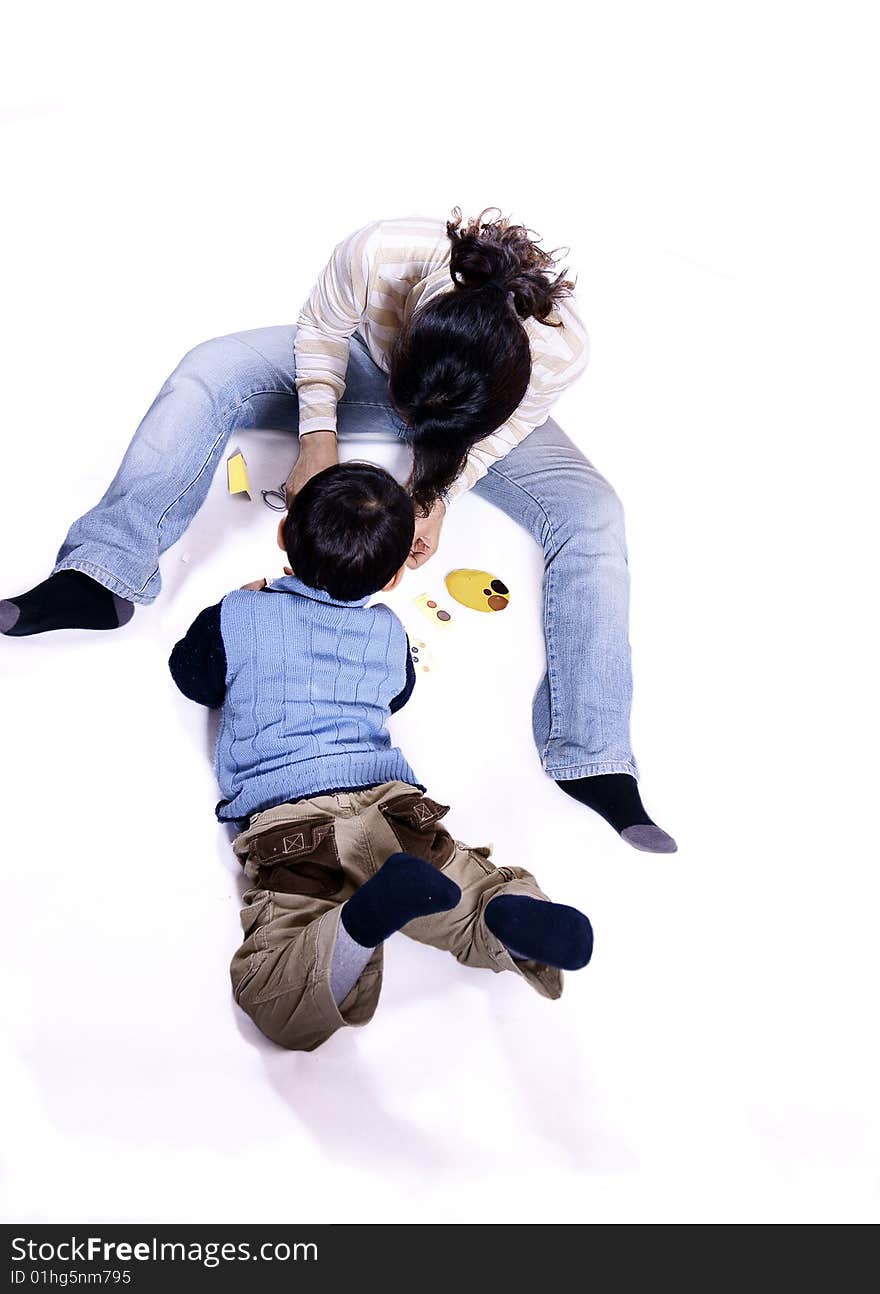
[485,895,594,970]
[0,570,134,636]
[557,773,677,854]
[340,853,461,948]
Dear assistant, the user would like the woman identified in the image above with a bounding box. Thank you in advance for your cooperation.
[0,210,675,852]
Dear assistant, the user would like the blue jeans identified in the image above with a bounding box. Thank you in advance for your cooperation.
[56,326,637,780]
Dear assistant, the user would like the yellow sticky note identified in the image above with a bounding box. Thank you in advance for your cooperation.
[227,451,252,498]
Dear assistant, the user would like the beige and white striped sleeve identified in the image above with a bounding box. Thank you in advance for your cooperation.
[444,299,591,503]
[294,222,380,436]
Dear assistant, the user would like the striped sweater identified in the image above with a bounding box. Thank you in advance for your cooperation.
[295,216,590,502]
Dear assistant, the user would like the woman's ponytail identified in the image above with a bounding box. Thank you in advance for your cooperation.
[389,206,578,512]
[446,207,574,324]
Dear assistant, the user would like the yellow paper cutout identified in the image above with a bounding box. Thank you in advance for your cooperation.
[445,569,511,613]
[410,638,435,674]
[414,592,454,628]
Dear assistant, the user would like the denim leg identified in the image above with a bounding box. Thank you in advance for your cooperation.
[54,328,396,603]
[335,335,404,443]
[472,418,637,780]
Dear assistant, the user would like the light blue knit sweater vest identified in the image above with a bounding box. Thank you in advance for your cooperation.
[215,575,419,822]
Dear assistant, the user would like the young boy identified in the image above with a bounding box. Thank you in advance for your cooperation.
[169,463,593,1051]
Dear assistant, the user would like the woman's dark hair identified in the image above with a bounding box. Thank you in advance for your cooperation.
[283,462,415,601]
[389,208,574,512]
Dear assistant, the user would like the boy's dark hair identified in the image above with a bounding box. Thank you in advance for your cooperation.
[282,462,415,601]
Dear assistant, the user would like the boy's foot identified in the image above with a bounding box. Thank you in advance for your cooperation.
[331,855,460,1006]
[556,773,677,853]
[340,852,461,948]
[0,570,134,636]
[485,894,593,970]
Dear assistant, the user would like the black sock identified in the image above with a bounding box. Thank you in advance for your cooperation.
[341,853,461,948]
[556,773,677,853]
[0,571,134,636]
[485,895,593,970]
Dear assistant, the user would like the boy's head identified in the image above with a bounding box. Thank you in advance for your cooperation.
[280,462,415,601]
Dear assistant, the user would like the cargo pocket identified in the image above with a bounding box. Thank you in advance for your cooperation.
[244,816,345,898]
[231,950,270,1004]
[239,892,272,938]
[379,793,456,868]
[465,843,496,876]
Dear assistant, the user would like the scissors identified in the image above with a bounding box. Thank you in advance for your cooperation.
[260,482,288,511]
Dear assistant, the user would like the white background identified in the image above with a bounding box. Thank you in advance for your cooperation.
[1,0,878,1224]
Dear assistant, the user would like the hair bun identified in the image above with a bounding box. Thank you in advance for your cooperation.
[446,207,574,323]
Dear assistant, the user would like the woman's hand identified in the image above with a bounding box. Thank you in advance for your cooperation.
[241,566,293,591]
[407,498,446,569]
[286,431,339,504]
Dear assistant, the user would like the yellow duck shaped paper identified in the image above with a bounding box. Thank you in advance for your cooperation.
[445,569,510,613]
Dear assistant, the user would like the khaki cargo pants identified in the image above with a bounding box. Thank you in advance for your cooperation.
[229,781,563,1051]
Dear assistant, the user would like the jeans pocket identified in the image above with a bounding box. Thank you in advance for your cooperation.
[245,815,345,898]
[379,792,456,868]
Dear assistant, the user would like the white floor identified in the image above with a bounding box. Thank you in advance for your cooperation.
[1,2,878,1225]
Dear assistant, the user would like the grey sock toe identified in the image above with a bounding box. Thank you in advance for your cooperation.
[112,594,135,627]
[621,824,678,854]
[0,601,21,634]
